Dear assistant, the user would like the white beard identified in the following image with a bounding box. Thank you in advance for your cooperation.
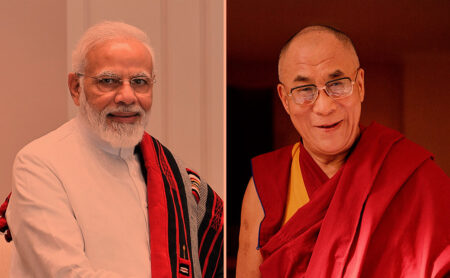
[78,91,149,148]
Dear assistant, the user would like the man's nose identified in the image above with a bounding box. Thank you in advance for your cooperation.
[115,81,137,105]
[312,88,336,116]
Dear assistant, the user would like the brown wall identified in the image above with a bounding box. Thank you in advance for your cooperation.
[403,53,450,173]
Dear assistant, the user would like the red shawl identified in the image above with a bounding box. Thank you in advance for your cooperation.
[129,133,223,278]
[252,122,450,277]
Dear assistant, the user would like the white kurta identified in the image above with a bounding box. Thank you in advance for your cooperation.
[7,115,151,277]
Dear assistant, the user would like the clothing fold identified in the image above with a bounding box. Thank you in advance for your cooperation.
[252,122,450,277]
[140,133,223,278]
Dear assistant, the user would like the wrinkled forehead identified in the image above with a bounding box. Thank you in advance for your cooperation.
[279,32,358,81]
[86,38,153,68]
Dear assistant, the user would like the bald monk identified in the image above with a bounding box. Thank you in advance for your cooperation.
[236,25,450,278]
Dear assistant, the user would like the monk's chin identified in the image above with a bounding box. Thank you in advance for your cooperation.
[305,140,355,158]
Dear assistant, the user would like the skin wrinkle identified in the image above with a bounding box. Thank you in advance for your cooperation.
[293,57,334,68]
[279,27,360,82]
[68,38,154,148]
[82,39,153,112]
[277,30,364,178]
[292,69,346,85]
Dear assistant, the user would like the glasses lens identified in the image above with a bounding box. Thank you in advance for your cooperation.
[96,77,121,92]
[130,77,152,93]
[326,78,352,98]
[291,86,317,104]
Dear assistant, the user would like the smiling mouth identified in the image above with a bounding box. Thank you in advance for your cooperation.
[107,112,141,123]
[317,121,342,129]
[108,112,139,118]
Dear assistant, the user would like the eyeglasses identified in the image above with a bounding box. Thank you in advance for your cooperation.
[285,68,360,105]
[77,73,155,93]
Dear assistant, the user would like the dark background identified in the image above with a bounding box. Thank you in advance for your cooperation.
[226,1,450,277]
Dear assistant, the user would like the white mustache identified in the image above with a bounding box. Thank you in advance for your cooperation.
[102,105,145,117]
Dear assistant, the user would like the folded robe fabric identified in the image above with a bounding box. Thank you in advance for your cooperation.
[252,122,450,278]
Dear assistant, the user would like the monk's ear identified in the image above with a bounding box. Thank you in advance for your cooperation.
[277,83,290,115]
[68,73,81,106]
[356,68,365,102]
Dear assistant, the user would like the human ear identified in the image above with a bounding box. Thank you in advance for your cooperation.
[357,68,365,102]
[68,73,81,106]
[277,83,290,115]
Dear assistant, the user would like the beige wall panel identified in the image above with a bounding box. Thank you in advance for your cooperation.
[164,1,224,196]
[0,2,67,276]
[204,1,225,197]
[0,1,67,199]
[165,0,204,175]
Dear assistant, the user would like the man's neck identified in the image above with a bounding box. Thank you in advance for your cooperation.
[304,146,350,178]
[303,142,351,178]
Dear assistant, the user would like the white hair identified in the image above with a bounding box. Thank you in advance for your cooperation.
[72,21,155,73]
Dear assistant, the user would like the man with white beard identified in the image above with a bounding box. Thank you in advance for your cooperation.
[2,21,223,278]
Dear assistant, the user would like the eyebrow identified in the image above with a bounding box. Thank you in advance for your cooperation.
[328,70,345,79]
[96,71,120,78]
[95,71,151,79]
[293,75,310,83]
[131,72,151,78]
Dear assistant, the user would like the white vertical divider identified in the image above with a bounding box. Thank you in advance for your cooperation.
[66,0,224,197]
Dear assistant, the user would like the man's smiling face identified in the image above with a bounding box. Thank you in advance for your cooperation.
[72,38,154,148]
[277,31,365,158]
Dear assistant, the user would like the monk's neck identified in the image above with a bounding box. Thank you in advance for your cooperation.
[306,148,349,178]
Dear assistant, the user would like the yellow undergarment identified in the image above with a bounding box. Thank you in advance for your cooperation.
[282,142,310,225]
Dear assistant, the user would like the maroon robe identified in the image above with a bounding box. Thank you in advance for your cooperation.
[252,122,450,277]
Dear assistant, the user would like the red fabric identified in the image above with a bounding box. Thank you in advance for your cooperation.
[252,122,450,277]
[199,194,223,277]
[252,144,293,248]
[0,193,11,242]
[140,133,174,278]
[299,142,329,198]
